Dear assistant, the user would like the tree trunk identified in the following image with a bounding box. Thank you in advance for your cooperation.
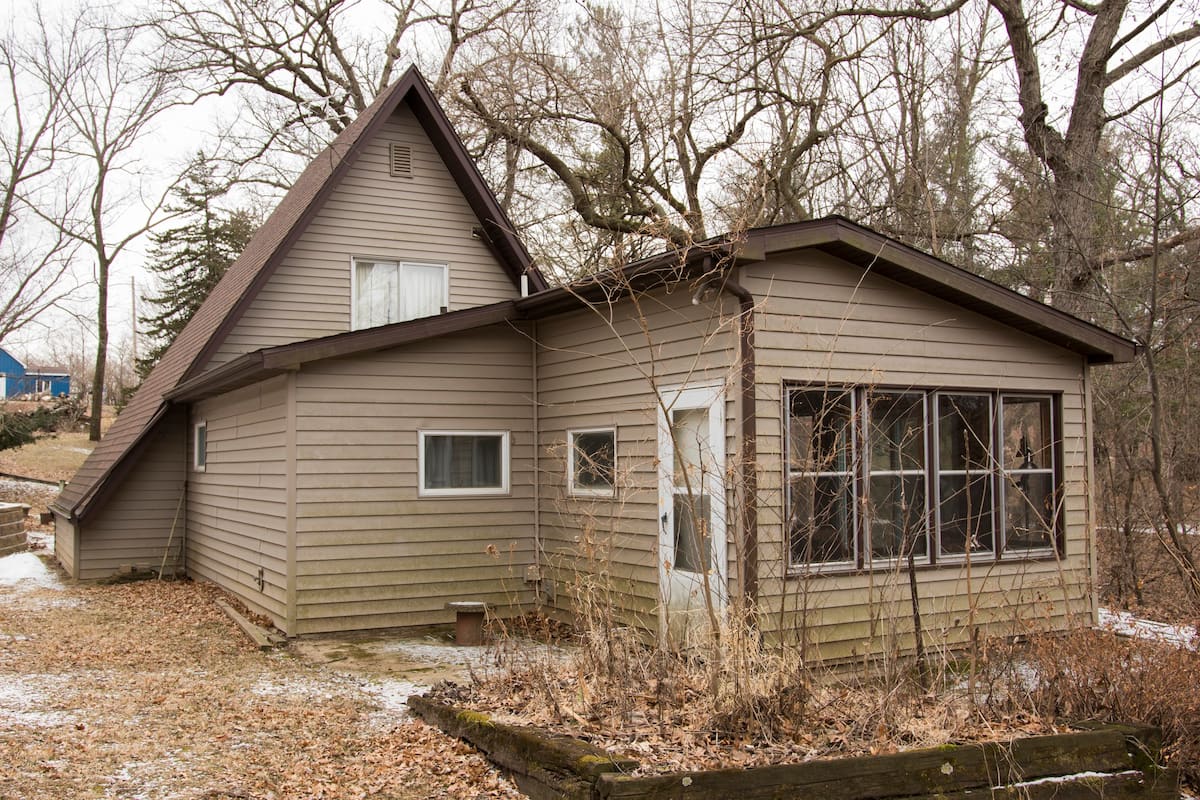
[89,259,108,441]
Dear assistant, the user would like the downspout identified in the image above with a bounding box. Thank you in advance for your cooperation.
[706,263,759,612]
[531,321,542,604]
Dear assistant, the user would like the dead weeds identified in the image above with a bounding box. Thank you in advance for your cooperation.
[0,572,521,799]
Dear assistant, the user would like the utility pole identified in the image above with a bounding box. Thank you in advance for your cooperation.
[130,277,138,365]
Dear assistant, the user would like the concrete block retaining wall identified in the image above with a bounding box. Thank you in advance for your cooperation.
[0,503,28,557]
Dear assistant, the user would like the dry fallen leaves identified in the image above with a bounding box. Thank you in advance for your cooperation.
[0,574,523,799]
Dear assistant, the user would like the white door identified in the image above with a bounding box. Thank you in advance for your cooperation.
[658,385,726,637]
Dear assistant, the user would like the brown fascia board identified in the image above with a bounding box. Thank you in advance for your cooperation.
[167,301,522,403]
[734,217,1137,364]
[184,68,544,383]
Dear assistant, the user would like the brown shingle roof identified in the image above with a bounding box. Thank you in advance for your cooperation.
[54,66,544,521]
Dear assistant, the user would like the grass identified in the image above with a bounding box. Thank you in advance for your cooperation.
[0,429,95,483]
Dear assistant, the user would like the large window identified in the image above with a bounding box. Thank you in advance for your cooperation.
[419,431,509,496]
[788,386,1060,570]
[352,258,448,329]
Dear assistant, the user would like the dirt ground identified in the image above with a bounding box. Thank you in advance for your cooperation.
[0,553,522,800]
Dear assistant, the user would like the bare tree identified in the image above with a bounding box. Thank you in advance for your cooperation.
[0,22,83,345]
[989,0,1200,313]
[37,13,183,440]
[139,0,534,189]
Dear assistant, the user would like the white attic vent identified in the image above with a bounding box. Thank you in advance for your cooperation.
[389,143,413,177]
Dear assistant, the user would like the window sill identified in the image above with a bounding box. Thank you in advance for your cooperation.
[786,551,1065,579]
[418,488,510,498]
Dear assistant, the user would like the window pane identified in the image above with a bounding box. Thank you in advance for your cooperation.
[869,392,924,471]
[939,474,993,554]
[790,474,854,563]
[672,408,712,488]
[572,430,615,492]
[938,394,992,471]
[789,389,855,565]
[355,260,400,328]
[868,475,928,559]
[424,435,504,490]
[195,425,207,469]
[789,390,852,473]
[673,493,712,573]
[1004,472,1054,549]
[1002,397,1052,471]
[401,263,447,321]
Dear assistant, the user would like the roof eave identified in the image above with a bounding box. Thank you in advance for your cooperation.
[168,301,522,402]
[736,218,1137,365]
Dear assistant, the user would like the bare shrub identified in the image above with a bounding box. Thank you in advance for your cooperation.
[1012,629,1200,784]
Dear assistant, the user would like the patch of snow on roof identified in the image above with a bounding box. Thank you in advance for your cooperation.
[0,553,61,589]
[1099,607,1196,650]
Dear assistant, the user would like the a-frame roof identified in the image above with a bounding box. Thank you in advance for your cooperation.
[55,66,546,522]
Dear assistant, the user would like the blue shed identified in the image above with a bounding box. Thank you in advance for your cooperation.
[0,348,70,398]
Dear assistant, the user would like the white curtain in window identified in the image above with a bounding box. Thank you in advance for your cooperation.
[355,260,400,328]
[402,263,447,320]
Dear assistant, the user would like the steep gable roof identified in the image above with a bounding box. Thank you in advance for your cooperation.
[55,66,545,521]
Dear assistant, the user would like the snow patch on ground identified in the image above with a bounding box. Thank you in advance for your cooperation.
[1098,607,1197,650]
[363,677,428,727]
[0,675,75,728]
[249,674,338,702]
[26,529,54,551]
[0,552,61,589]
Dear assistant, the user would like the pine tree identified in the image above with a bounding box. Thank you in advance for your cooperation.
[137,155,256,378]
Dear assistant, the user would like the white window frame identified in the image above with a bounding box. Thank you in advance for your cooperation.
[350,256,450,330]
[566,427,617,497]
[193,421,207,472]
[418,430,510,497]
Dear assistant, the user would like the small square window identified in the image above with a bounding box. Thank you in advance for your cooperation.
[419,431,509,496]
[568,428,616,497]
[193,421,207,471]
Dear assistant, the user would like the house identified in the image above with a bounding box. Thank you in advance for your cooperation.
[0,348,70,398]
[51,68,1135,659]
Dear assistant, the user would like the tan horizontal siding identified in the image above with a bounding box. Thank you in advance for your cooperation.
[535,287,739,629]
[205,105,518,369]
[740,253,1093,655]
[72,410,187,580]
[53,516,76,578]
[292,324,535,634]
[186,376,289,627]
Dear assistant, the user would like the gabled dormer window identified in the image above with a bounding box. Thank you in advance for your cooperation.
[352,258,448,330]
